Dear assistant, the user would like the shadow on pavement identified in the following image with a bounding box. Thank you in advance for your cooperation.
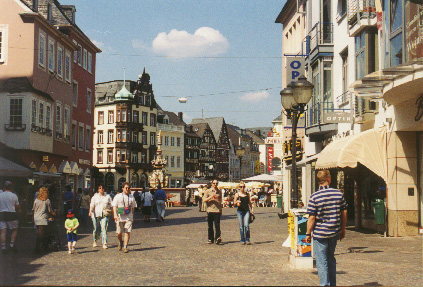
[352,283,383,286]
[131,246,166,252]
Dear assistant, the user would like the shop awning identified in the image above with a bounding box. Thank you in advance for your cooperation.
[315,126,387,182]
[0,156,33,177]
[58,161,71,173]
[243,174,282,182]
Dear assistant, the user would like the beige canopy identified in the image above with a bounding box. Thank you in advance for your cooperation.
[315,126,387,182]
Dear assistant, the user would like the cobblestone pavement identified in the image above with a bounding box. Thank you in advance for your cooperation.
[0,207,422,286]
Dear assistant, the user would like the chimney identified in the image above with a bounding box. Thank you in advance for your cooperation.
[33,0,38,12]
[62,5,76,24]
[178,112,183,122]
[256,129,261,136]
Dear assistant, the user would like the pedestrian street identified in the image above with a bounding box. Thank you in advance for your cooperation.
[0,207,421,286]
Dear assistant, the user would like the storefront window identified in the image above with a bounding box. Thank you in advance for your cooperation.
[390,0,403,32]
[390,33,403,66]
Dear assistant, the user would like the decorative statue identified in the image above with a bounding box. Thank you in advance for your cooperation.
[149,130,169,189]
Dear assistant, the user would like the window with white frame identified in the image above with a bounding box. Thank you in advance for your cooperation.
[78,124,84,150]
[85,127,91,151]
[31,100,37,128]
[0,25,7,63]
[72,81,78,106]
[87,52,92,73]
[177,137,181,147]
[57,46,63,78]
[56,103,62,136]
[164,136,169,146]
[83,48,87,69]
[171,137,175,146]
[121,110,127,122]
[38,102,44,127]
[46,104,51,131]
[142,131,147,145]
[107,149,113,163]
[150,113,156,127]
[177,156,181,168]
[77,44,82,66]
[150,132,156,146]
[9,98,23,128]
[87,89,92,113]
[108,110,114,123]
[98,130,103,144]
[73,40,77,63]
[64,106,70,140]
[108,130,114,143]
[171,156,175,168]
[98,111,104,125]
[39,31,46,67]
[48,40,55,72]
[117,129,122,142]
[97,149,103,164]
[132,152,137,163]
[65,51,71,82]
[142,112,148,125]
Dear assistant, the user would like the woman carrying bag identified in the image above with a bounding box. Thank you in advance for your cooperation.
[233,182,254,245]
[33,187,56,252]
[89,184,112,249]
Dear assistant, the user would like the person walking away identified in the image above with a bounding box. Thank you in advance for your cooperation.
[0,181,20,254]
[63,185,74,216]
[154,185,167,222]
[78,189,90,226]
[33,187,56,252]
[203,179,223,245]
[194,188,200,207]
[74,188,82,218]
[233,182,254,245]
[64,209,79,254]
[112,182,136,253]
[201,185,208,212]
[141,187,154,222]
[89,185,112,249]
[306,170,348,286]
[133,189,141,211]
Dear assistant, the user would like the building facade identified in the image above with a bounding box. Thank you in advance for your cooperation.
[0,0,99,195]
[93,70,157,192]
[157,110,185,188]
[184,125,201,184]
[190,123,216,179]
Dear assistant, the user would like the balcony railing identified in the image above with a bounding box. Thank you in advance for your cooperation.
[336,91,353,108]
[307,101,351,127]
[308,22,333,53]
[348,0,376,25]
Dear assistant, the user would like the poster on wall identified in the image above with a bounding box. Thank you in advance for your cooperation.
[296,215,312,257]
[405,1,423,62]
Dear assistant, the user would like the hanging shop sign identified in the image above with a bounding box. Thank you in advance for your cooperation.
[405,2,423,62]
[286,57,306,84]
[324,112,353,123]
[267,146,274,172]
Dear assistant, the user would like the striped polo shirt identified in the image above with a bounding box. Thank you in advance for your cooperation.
[306,185,348,239]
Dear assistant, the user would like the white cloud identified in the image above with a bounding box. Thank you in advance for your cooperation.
[92,40,104,49]
[132,39,150,51]
[239,91,270,102]
[151,27,229,58]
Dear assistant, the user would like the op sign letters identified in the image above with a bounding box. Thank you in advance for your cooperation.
[286,57,305,84]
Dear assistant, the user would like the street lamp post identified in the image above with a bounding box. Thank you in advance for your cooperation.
[280,75,313,209]
[236,147,245,181]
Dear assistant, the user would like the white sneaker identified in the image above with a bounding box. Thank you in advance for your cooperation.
[93,242,97,247]
[68,250,72,254]
[71,248,76,254]
[102,244,108,249]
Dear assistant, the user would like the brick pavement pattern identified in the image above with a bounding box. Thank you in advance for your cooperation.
[0,207,422,286]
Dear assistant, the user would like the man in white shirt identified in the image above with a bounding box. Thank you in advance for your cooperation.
[112,182,136,253]
[141,187,154,223]
[0,181,20,254]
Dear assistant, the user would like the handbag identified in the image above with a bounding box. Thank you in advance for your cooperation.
[249,213,255,224]
[102,207,112,217]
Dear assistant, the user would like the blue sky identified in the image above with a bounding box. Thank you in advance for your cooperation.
[62,0,287,128]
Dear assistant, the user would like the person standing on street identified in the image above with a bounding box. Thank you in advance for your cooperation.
[33,187,56,252]
[154,185,167,222]
[0,181,20,254]
[79,189,90,227]
[89,185,112,249]
[233,182,254,245]
[306,170,348,286]
[63,185,74,216]
[141,187,154,223]
[203,179,223,245]
[112,182,136,253]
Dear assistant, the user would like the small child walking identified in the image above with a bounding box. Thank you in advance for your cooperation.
[64,209,79,254]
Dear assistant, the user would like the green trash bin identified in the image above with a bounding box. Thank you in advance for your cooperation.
[277,195,282,209]
[372,199,385,225]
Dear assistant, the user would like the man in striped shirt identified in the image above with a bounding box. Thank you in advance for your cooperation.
[306,170,348,286]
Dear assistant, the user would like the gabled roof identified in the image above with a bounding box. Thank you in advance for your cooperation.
[191,117,225,142]
[226,125,241,148]
[185,125,201,138]
[0,77,54,101]
[190,123,213,139]
[246,130,265,144]
[164,111,186,126]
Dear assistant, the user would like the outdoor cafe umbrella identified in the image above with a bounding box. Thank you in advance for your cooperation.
[242,174,281,182]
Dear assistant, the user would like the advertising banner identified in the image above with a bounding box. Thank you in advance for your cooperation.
[267,146,274,172]
[405,1,423,62]
[286,57,306,84]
